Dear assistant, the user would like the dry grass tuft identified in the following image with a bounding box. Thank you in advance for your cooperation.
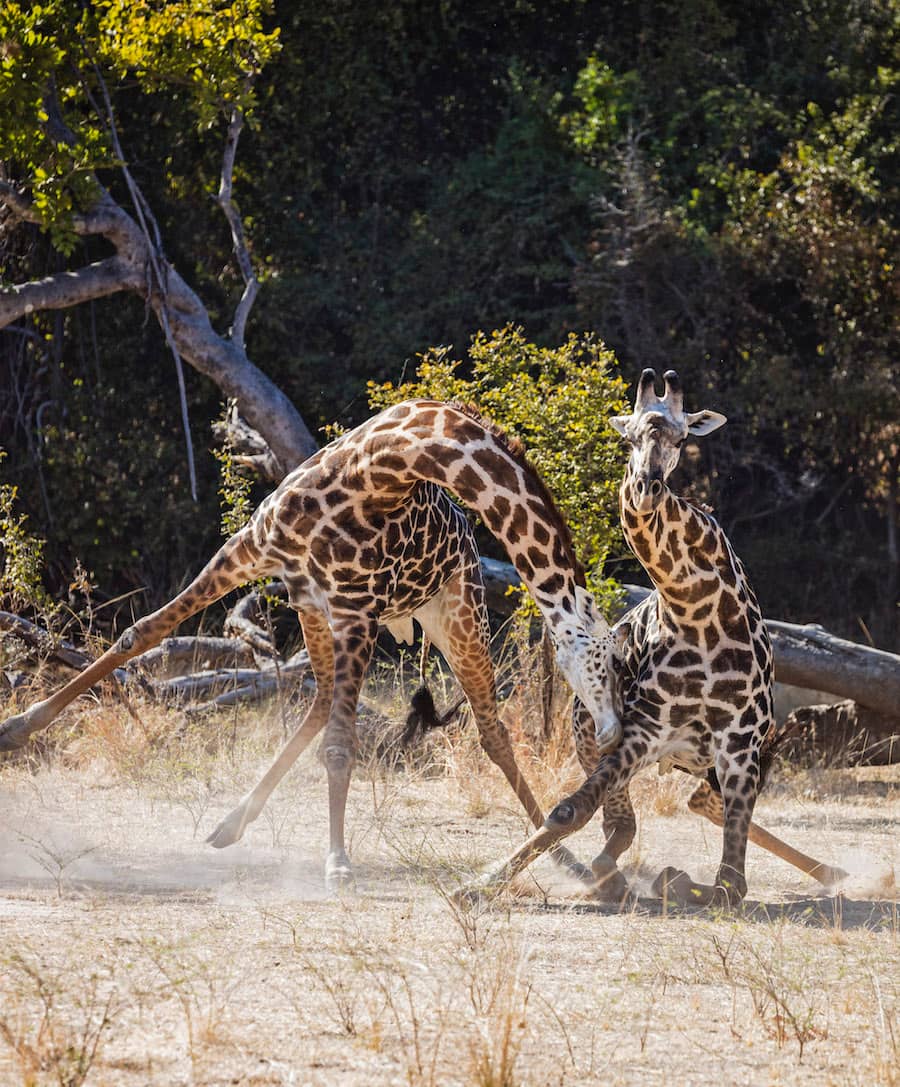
[0,653,897,1086]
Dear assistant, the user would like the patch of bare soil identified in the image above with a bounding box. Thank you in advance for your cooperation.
[0,701,896,1086]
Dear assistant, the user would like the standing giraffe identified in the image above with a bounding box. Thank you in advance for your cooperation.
[460,369,844,906]
[0,400,623,890]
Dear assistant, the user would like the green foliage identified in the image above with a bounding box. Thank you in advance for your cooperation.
[99,0,280,123]
[562,56,638,158]
[212,433,254,539]
[2,0,897,643]
[369,327,630,611]
[0,453,54,617]
[0,0,278,247]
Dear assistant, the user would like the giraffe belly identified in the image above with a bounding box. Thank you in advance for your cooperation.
[653,735,714,775]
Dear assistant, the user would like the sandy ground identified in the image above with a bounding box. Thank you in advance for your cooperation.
[0,706,897,1087]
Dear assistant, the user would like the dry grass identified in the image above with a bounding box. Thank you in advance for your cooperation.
[0,672,897,1086]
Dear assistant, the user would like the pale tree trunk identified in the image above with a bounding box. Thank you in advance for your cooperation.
[0,106,317,475]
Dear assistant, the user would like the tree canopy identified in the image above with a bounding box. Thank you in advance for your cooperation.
[1,0,897,645]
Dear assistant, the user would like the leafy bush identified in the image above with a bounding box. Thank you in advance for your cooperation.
[368,326,629,611]
[0,452,54,617]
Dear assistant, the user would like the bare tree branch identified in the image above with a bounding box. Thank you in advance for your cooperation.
[0,182,318,473]
[0,258,144,326]
[218,105,259,351]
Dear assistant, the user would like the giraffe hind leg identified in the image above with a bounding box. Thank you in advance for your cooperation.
[0,530,264,752]
[414,573,594,886]
[688,780,847,890]
[206,609,335,849]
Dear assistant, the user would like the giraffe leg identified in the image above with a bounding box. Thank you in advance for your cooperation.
[415,574,593,885]
[687,780,847,889]
[653,741,761,908]
[206,609,335,848]
[586,787,636,902]
[0,531,265,752]
[455,747,639,903]
[572,701,633,901]
[320,611,378,892]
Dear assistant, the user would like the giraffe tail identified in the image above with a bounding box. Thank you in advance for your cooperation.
[400,685,467,747]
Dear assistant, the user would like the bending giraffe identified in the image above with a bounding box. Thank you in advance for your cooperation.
[0,400,623,890]
[461,370,845,906]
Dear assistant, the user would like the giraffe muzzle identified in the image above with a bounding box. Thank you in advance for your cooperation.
[634,475,665,512]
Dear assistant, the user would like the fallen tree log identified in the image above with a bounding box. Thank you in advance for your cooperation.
[223,581,287,657]
[4,564,897,730]
[128,636,258,679]
[0,611,133,684]
[781,701,900,766]
[477,559,900,718]
[766,622,900,719]
[174,650,313,713]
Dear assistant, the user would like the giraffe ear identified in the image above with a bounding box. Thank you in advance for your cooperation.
[609,416,630,438]
[574,585,608,635]
[685,410,727,436]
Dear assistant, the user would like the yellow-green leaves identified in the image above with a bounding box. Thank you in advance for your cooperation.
[369,326,630,611]
[96,0,280,127]
[0,0,279,239]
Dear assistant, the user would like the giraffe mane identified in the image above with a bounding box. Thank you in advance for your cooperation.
[448,400,587,588]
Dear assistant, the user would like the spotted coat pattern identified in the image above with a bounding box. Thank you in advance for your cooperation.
[464,370,840,907]
[570,470,776,900]
[0,400,620,890]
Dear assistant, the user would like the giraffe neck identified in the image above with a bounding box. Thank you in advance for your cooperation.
[619,471,737,611]
[351,400,588,639]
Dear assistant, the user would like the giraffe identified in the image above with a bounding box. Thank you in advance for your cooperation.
[0,400,623,890]
[457,369,845,907]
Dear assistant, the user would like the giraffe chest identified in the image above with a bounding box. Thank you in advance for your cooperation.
[619,592,773,745]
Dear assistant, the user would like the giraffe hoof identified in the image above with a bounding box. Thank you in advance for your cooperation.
[0,712,33,752]
[652,868,727,908]
[653,867,699,905]
[588,854,631,903]
[205,808,248,849]
[325,852,355,895]
[450,881,490,911]
[816,865,849,891]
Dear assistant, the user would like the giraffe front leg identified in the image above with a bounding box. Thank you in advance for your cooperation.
[571,703,634,902]
[454,750,627,906]
[320,613,377,893]
[652,747,759,908]
[588,785,636,903]
[207,610,334,849]
[687,780,847,890]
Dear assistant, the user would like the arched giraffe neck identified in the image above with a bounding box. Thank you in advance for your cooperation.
[345,400,589,640]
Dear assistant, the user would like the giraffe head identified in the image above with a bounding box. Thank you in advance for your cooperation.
[553,586,631,750]
[610,369,726,513]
